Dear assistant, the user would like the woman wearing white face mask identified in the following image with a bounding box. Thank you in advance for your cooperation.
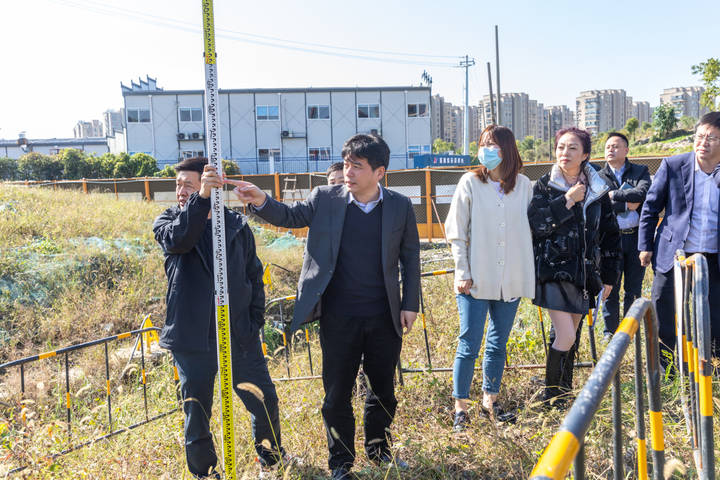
[445,125,535,430]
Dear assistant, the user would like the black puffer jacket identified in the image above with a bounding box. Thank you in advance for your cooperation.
[153,192,265,352]
[528,162,621,298]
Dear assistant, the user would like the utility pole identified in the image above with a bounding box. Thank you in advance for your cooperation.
[486,62,496,125]
[460,55,476,155]
[495,25,501,126]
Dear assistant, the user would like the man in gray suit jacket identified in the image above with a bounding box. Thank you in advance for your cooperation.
[227,134,420,479]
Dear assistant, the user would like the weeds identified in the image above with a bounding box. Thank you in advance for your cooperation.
[0,185,715,478]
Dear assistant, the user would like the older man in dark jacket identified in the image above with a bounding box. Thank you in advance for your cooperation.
[153,157,288,479]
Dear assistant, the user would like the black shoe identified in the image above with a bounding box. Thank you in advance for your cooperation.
[373,452,409,470]
[452,410,469,432]
[331,466,351,479]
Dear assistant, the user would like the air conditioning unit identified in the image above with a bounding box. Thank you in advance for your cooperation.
[281,130,290,138]
[177,133,186,140]
[191,132,200,139]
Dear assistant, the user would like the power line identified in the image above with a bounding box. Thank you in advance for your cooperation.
[47,0,460,66]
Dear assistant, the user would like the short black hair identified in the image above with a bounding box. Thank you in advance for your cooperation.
[175,156,207,175]
[327,161,344,176]
[341,134,390,170]
[697,112,720,131]
[607,132,629,147]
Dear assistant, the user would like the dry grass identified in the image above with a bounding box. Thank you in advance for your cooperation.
[0,185,716,479]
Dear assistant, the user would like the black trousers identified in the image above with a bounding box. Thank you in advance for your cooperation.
[172,332,282,478]
[319,309,402,471]
[651,253,720,365]
[603,230,646,335]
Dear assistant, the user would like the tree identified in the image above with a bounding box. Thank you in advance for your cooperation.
[432,138,458,154]
[58,149,87,179]
[653,104,677,139]
[222,159,240,176]
[0,157,17,180]
[678,116,696,131]
[624,117,639,140]
[469,141,478,158]
[155,165,176,178]
[17,152,63,180]
[132,153,158,177]
[112,153,136,178]
[691,58,720,111]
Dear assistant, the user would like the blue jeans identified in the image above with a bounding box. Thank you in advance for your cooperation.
[173,331,281,478]
[452,294,520,398]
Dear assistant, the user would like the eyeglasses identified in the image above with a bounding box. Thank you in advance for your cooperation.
[693,133,720,145]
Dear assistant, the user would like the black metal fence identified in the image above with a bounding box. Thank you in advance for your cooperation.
[674,251,715,479]
[529,298,665,480]
[0,326,179,475]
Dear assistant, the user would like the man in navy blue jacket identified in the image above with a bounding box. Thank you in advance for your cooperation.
[639,112,720,368]
[153,157,289,479]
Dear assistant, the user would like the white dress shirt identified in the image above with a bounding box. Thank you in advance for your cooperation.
[684,160,720,253]
[348,185,383,213]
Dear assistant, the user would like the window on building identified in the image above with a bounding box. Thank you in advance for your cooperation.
[407,103,428,117]
[127,109,151,123]
[181,150,204,159]
[307,105,330,120]
[179,108,203,122]
[308,147,331,161]
[258,148,281,161]
[358,104,380,119]
[256,106,279,121]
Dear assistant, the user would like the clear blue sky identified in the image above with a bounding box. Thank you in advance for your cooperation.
[1,0,718,139]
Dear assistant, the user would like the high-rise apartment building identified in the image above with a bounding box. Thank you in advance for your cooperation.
[576,89,630,134]
[73,119,104,138]
[546,105,575,137]
[479,92,549,140]
[659,86,709,119]
[631,101,652,124]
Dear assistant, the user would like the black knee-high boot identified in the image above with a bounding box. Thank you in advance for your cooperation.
[544,347,569,406]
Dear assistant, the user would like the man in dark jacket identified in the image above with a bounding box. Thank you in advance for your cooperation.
[598,132,651,341]
[639,112,720,368]
[153,157,289,479]
[227,134,420,480]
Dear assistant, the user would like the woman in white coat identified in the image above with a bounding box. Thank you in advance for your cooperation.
[445,125,535,430]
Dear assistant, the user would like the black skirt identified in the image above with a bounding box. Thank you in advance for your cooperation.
[533,281,595,314]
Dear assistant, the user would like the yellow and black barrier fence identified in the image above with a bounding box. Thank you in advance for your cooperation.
[262,268,593,383]
[0,324,179,475]
[674,250,714,479]
[530,298,665,480]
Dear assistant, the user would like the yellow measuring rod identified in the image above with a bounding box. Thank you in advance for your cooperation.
[201,0,236,478]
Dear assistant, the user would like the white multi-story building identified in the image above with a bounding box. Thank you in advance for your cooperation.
[576,89,630,134]
[660,86,708,119]
[0,135,109,159]
[632,101,652,124]
[121,78,432,172]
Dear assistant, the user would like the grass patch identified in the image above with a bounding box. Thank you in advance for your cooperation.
[0,185,713,478]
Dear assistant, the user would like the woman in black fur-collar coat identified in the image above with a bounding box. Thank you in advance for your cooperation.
[528,127,621,406]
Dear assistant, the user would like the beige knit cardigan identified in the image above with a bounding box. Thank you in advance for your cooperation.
[444,171,536,300]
